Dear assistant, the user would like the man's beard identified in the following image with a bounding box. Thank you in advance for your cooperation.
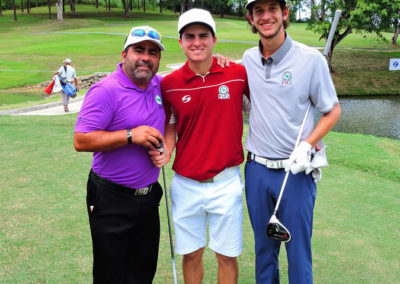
[125,60,157,85]
[255,21,283,40]
[133,61,154,82]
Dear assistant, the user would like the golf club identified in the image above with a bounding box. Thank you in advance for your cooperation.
[266,104,311,242]
[158,141,178,284]
[266,9,342,242]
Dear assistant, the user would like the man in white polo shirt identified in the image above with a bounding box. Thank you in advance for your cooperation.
[242,0,341,283]
[54,58,79,112]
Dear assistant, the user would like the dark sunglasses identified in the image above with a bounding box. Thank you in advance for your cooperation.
[131,28,161,40]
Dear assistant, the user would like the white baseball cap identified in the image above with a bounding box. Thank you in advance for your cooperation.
[124,26,165,51]
[178,9,216,36]
[245,0,286,9]
[64,58,72,64]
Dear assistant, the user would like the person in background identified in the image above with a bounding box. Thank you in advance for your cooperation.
[73,26,168,283]
[242,0,341,283]
[54,58,79,112]
[154,8,249,284]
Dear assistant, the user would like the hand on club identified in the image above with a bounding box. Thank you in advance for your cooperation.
[149,143,171,168]
[285,141,312,174]
[131,126,164,150]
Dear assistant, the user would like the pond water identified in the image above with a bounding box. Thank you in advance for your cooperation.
[244,95,400,141]
[330,95,400,140]
[1,91,399,141]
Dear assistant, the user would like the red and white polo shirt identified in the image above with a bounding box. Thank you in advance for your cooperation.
[161,58,249,181]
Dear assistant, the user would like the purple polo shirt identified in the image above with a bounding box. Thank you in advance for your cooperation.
[75,63,165,189]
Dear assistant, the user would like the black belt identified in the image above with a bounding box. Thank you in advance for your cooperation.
[90,170,154,196]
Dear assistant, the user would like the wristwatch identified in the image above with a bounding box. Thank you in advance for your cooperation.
[126,129,132,144]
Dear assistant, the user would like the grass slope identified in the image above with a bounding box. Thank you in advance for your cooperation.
[0,5,399,95]
[0,115,399,283]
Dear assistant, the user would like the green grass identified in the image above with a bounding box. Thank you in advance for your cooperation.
[0,7,399,281]
[0,5,400,95]
[0,91,47,105]
[0,115,399,283]
[0,90,89,111]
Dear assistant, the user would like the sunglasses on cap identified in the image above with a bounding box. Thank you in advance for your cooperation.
[131,28,161,40]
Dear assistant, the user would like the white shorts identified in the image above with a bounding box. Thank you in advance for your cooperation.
[170,166,243,257]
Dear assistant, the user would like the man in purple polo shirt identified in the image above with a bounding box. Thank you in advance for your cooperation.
[73,26,168,283]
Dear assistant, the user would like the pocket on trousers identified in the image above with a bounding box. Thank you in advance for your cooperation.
[86,176,98,215]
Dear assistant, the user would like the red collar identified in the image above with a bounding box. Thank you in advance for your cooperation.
[180,57,224,83]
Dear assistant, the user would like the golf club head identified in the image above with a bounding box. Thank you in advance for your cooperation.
[266,215,292,242]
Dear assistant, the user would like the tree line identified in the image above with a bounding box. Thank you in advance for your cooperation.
[1,0,399,70]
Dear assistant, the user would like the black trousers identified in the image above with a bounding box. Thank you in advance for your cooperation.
[87,171,163,284]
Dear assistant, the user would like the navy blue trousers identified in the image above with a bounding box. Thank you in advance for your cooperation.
[87,171,163,284]
[245,160,316,284]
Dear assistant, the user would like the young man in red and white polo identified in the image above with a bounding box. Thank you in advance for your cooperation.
[158,8,249,284]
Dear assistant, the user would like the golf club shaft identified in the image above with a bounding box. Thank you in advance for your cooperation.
[273,104,311,216]
[162,166,178,284]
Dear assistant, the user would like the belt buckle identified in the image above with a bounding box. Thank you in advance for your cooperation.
[134,186,151,196]
[199,178,214,183]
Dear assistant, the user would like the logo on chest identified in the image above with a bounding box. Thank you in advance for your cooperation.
[182,95,191,103]
[281,71,293,86]
[218,85,230,99]
[155,95,162,105]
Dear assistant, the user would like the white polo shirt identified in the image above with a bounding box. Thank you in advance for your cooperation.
[58,65,77,82]
[242,34,338,159]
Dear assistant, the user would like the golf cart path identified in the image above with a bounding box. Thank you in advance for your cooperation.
[0,68,179,116]
[0,95,85,116]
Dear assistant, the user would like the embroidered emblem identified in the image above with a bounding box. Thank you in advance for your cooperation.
[155,95,162,105]
[218,85,230,99]
[282,71,293,86]
[182,95,191,103]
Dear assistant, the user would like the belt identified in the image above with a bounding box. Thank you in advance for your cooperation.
[198,166,239,183]
[133,186,153,196]
[90,170,154,196]
[248,152,289,169]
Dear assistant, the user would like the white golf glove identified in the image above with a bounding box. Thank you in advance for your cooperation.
[285,141,312,174]
[312,168,322,183]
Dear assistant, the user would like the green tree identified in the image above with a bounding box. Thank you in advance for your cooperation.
[47,0,51,19]
[307,0,396,71]
[372,0,400,45]
[392,12,400,45]
[12,0,17,20]
[352,0,399,45]
[289,0,302,22]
